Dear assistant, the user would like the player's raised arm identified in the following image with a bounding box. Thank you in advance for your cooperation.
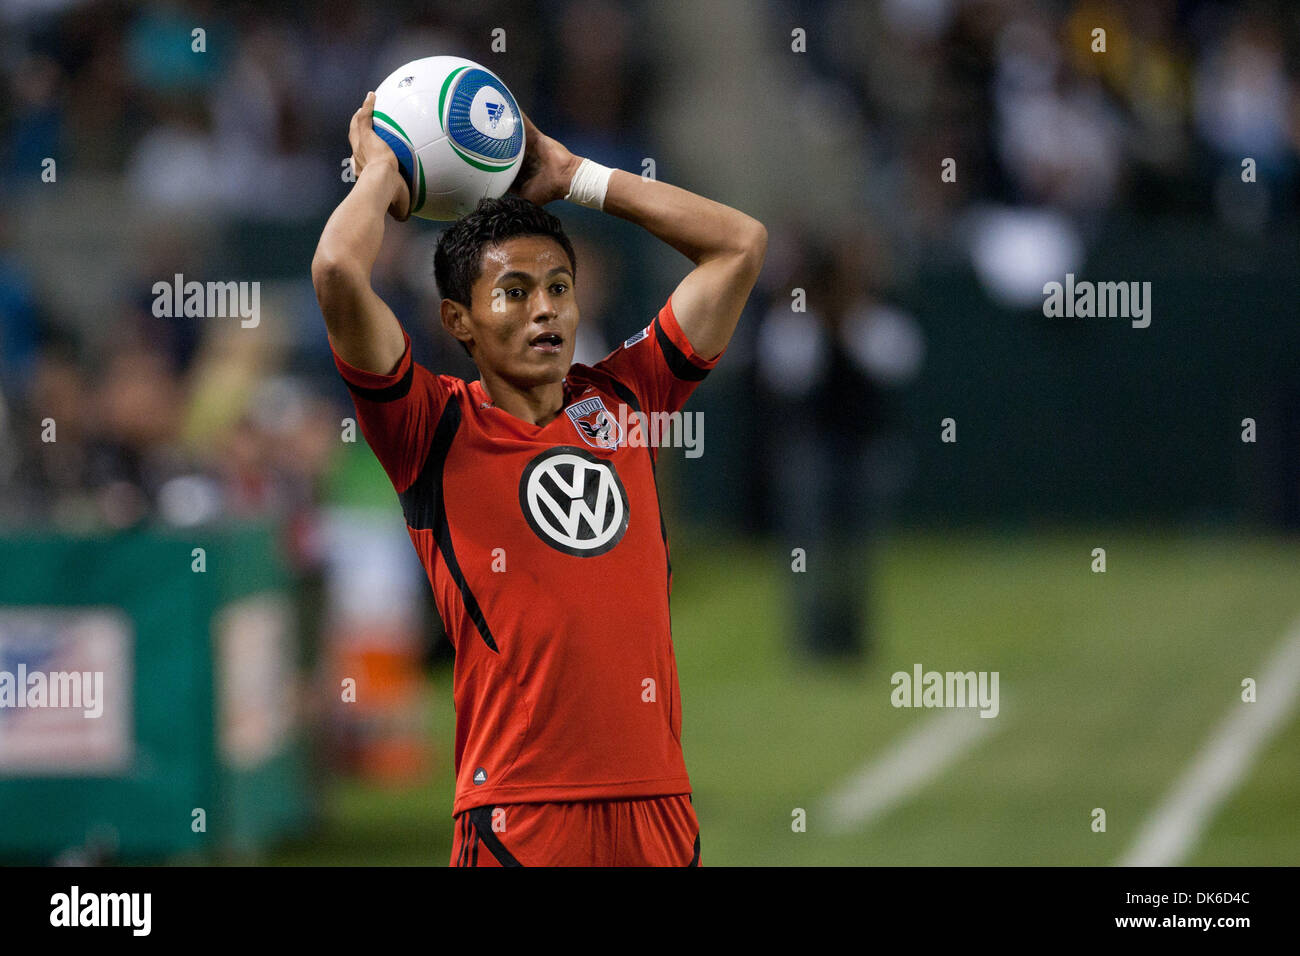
[509,112,766,362]
[311,92,412,375]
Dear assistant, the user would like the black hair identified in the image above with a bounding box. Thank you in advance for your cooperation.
[434,195,578,357]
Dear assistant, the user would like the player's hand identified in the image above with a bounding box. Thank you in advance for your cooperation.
[349,91,411,221]
[508,109,581,207]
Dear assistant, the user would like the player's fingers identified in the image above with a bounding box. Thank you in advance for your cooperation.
[349,93,375,138]
[518,108,539,140]
[348,107,363,153]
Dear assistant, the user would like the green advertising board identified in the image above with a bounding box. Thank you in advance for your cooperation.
[0,522,309,861]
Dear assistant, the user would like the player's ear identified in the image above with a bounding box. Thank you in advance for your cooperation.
[440,298,475,350]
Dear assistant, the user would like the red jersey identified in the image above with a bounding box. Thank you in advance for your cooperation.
[331,295,720,816]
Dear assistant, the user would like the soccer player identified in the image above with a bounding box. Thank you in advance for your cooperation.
[312,91,766,866]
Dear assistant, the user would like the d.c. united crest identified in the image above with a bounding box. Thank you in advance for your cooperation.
[565,396,622,450]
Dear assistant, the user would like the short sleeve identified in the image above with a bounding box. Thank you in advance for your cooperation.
[592,295,724,416]
[331,330,448,495]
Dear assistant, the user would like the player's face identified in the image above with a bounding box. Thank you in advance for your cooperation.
[467,236,578,386]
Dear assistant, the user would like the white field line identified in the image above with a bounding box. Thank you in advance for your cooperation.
[821,707,1004,834]
[1118,617,1300,867]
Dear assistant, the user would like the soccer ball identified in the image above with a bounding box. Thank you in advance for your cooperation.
[371,56,525,221]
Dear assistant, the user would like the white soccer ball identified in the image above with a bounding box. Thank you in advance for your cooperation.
[371,56,526,221]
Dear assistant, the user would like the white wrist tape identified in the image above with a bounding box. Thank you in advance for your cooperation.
[564,158,613,210]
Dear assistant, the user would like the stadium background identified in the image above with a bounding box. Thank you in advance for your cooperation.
[0,0,1297,865]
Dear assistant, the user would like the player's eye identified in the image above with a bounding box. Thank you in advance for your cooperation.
[551,283,568,295]
[505,288,525,299]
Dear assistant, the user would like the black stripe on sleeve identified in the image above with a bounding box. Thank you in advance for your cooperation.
[342,361,415,403]
[654,318,709,381]
[605,375,641,418]
[399,398,499,653]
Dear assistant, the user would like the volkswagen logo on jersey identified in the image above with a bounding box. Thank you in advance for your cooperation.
[565,396,622,450]
[519,446,630,557]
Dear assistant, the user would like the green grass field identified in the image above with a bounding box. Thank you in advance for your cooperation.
[266,530,1300,866]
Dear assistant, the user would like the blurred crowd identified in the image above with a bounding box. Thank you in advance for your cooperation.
[0,0,1295,546]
